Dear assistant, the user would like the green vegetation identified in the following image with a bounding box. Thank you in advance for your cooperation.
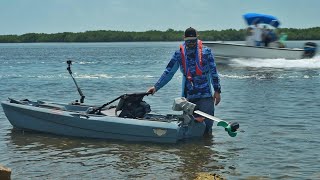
[0,27,320,43]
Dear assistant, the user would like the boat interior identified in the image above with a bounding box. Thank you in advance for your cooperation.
[6,98,182,122]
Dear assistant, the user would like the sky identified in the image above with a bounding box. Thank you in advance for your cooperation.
[0,0,319,35]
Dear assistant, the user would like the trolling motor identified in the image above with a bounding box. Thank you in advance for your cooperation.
[172,97,239,137]
[66,60,85,104]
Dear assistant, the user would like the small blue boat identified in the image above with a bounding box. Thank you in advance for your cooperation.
[1,95,240,143]
[1,92,210,143]
[1,95,206,143]
[1,61,238,143]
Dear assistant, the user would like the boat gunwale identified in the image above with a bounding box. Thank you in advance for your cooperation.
[203,42,304,52]
[1,100,181,124]
[1,100,181,143]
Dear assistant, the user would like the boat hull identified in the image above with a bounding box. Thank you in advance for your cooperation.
[1,100,206,143]
[203,42,304,60]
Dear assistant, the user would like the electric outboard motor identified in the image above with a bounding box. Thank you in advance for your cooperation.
[303,42,317,58]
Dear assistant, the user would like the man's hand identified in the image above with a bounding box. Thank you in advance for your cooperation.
[213,91,221,105]
[147,86,156,95]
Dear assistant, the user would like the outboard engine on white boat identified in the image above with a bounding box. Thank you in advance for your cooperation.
[303,42,317,58]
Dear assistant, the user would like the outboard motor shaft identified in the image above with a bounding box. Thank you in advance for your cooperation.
[303,42,317,58]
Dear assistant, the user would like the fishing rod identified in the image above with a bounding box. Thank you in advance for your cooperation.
[66,60,85,103]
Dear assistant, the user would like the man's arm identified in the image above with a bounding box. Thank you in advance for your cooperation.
[205,48,221,93]
[153,51,180,92]
[204,48,221,105]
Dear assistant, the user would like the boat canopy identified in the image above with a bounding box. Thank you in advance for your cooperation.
[243,13,280,28]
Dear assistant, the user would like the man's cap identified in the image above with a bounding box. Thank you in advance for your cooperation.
[184,27,198,40]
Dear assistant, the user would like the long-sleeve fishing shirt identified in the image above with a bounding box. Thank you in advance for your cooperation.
[154,45,221,99]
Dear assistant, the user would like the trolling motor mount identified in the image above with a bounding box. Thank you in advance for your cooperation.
[172,97,196,125]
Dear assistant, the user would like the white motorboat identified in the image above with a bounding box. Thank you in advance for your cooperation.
[203,13,318,62]
[203,41,317,60]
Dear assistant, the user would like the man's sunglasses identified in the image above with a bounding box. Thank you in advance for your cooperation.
[185,39,197,44]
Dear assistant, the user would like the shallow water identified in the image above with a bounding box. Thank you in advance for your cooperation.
[1,42,320,179]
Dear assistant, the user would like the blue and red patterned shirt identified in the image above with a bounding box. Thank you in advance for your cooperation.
[154,42,221,99]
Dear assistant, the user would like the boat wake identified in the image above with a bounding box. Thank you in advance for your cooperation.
[230,55,320,69]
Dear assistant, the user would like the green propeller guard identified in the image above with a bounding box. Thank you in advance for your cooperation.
[217,121,228,128]
[217,122,238,137]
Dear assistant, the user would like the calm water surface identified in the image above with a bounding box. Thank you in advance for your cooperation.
[0,42,320,179]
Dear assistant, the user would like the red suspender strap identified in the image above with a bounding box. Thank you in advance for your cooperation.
[195,40,203,76]
[180,44,187,75]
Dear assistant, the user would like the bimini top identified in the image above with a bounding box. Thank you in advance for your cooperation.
[243,13,280,28]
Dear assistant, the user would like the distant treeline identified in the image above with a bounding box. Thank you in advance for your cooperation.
[0,27,320,43]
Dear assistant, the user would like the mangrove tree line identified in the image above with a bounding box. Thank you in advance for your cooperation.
[0,27,319,43]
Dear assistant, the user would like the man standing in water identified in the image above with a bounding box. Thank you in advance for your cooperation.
[147,27,221,136]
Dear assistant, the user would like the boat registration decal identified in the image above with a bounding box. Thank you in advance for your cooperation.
[153,129,167,136]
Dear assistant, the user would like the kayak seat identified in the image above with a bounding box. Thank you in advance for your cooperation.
[114,94,151,118]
